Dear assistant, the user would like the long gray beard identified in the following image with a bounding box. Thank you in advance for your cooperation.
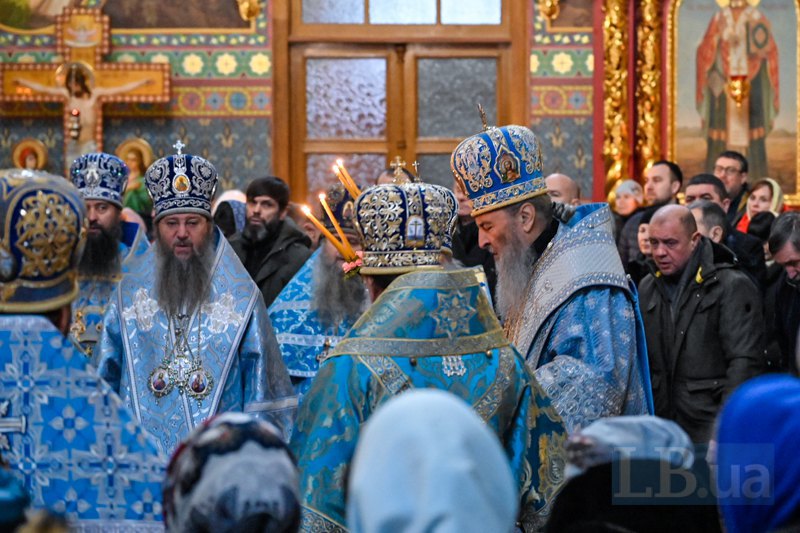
[312,251,368,329]
[78,224,122,277]
[494,236,537,320]
[155,235,215,318]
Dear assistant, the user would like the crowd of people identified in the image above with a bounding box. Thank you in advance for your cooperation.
[0,127,799,532]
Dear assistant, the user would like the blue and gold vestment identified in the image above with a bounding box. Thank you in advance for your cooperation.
[269,249,363,398]
[290,267,566,532]
[510,203,655,432]
[95,229,297,455]
[0,315,167,531]
[71,220,149,356]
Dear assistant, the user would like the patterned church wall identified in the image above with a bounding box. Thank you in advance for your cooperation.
[530,0,595,199]
[0,1,272,191]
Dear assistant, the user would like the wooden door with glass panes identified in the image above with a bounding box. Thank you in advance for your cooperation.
[279,0,527,201]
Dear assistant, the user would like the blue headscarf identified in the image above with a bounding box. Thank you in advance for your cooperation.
[347,389,518,533]
[717,375,800,533]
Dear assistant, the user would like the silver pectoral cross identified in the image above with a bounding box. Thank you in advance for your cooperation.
[0,400,27,451]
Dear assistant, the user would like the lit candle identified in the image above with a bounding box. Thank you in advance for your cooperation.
[301,205,349,259]
[319,193,356,261]
[336,159,361,197]
[332,164,360,200]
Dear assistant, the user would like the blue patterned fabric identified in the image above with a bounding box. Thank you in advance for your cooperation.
[0,315,166,531]
[451,125,546,216]
[290,267,567,532]
[0,170,85,314]
[268,249,361,398]
[71,221,149,357]
[69,152,129,208]
[144,144,218,222]
[94,229,298,455]
[513,203,654,432]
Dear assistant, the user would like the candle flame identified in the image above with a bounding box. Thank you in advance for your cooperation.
[301,205,311,215]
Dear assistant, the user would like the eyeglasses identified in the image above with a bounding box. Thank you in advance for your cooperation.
[714,165,742,176]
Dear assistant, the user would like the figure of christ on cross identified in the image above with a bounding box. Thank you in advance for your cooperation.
[14,63,154,164]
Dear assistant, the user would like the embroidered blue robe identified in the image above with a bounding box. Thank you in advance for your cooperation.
[268,249,364,398]
[95,228,297,455]
[0,315,166,531]
[510,203,655,432]
[71,220,149,356]
[290,267,567,532]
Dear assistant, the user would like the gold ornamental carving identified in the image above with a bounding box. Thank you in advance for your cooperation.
[538,0,561,21]
[634,0,662,179]
[602,0,630,194]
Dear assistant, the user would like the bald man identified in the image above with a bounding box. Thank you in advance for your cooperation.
[638,205,764,444]
[545,173,581,206]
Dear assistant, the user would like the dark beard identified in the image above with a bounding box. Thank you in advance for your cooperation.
[242,218,281,245]
[312,250,368,329]
[155,231,215,317]
[494,235,537,320]
[78,223,122,277]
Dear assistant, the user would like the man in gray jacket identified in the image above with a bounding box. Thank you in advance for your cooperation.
[639,205,764,443]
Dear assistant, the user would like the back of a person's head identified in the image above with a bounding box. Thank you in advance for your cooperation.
[347,389,518,533]
[164,413,300,533]
[246,176,290,211]
[716,375,800,533]
[547,460,720,533]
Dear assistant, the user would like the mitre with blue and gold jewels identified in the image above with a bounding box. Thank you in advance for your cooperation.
[95,142,297,455]
[69,153,149,357]
[0,170,167,531]
[0,169,85,312]
[451,124,654,433]
[69,151,129,208]
[145,140,218,221]
[450,124,546,216]
[354,174,458,274]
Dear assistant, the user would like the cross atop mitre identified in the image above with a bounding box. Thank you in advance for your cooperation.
[0,7,170,168]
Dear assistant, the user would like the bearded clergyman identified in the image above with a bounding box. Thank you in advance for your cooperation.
[95,140,297,455]
[268,183,369,399]
[68,152,149,357]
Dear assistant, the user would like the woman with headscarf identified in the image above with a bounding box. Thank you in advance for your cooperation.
[736,177,785,233]
[716,375,800,533]
[163,412,300,533]
[212,189,248,238]
[347,389,518,533]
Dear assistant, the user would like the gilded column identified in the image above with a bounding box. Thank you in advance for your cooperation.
[602,0,630,195]
[634,0,662,179]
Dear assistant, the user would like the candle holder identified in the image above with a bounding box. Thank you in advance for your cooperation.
[539,0,560,21]
[727,75,749,108]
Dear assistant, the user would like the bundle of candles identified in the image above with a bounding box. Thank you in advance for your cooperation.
[301,158,360,263]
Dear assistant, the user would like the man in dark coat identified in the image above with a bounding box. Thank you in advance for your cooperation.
[639,205,764,444]
[229,176,312,307]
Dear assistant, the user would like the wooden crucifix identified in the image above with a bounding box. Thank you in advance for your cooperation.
[0,7,170,168]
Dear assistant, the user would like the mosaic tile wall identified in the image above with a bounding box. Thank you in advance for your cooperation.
[0,1,273,190]
[530,0,595,199]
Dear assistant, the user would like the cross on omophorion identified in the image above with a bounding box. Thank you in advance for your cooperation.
[0,7,170,168]
[0,400,26,451]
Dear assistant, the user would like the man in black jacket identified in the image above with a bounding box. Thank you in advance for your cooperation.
[684,173,766,289]
[229,176,311,307]
[639,205,764,444]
